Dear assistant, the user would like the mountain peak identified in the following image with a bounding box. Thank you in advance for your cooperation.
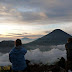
[53,29,63,32]
[26,29,72,46]
[50,29,71,36]
[51,29,66,34]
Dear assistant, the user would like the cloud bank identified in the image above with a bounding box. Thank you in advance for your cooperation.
[0,0,72,24]
[0,44,66,66]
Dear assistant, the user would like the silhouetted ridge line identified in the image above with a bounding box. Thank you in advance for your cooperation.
[25,29,72,46]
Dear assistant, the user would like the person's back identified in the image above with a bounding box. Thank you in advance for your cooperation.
[9,39,27,72]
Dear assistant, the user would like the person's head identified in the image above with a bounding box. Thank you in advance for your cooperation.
[67,38,72,43]
[15,39,22,47]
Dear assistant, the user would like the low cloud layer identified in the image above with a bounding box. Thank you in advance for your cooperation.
[0,44,66,66]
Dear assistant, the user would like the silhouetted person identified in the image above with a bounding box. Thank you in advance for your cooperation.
[9,39,27,72]
[26,60,31,72]
[58,57,66,69]
[51,57,66,72]
[65,38,72,72]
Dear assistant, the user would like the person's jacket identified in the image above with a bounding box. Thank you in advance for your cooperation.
[9,45,27,71]
[65,42,72,60]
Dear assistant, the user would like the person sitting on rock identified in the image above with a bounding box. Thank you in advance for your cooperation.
[9,39,27,72]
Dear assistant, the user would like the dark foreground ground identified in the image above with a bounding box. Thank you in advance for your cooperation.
[0,63,66,72]
[0,57,66,72]
[0,64,66,72]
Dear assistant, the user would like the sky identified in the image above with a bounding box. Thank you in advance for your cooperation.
[0,0,72,41]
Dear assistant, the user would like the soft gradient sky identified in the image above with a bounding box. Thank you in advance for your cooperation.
[0,0,72,41]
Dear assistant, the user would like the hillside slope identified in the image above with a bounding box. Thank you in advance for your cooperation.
[25,29,72,46]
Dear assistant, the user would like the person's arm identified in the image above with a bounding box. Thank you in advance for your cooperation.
[9,48,14,63]
[9,53,12,63]
[22,48,27,55]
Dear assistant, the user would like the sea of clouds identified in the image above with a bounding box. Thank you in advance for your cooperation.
[0,44,66,66]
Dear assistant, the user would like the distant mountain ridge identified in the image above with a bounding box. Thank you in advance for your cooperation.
[25,29,72,46]
[21,37,35,44]
[0,40,14,53]
[21,37,32,40]
[0,40,14,47]
[0,29,72,53]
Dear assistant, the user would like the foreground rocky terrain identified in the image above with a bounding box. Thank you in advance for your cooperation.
[0,57,66,72]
